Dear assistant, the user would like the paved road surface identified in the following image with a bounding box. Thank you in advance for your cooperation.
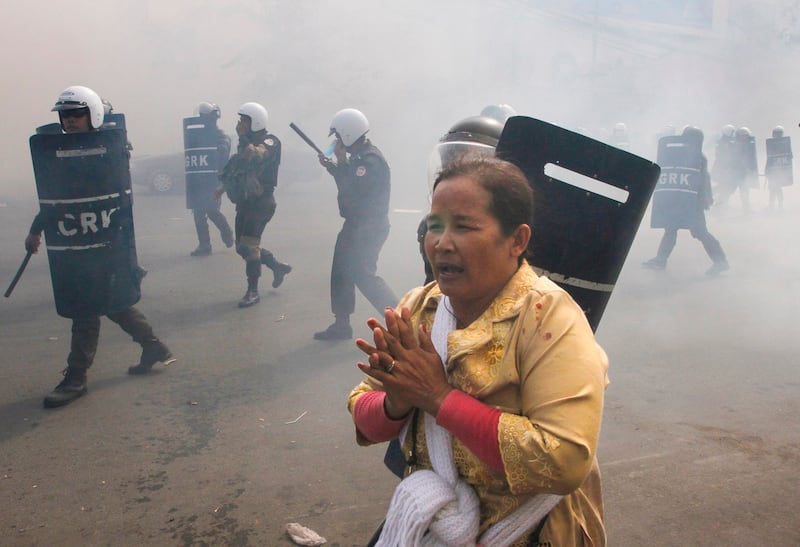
[1,179,798,546]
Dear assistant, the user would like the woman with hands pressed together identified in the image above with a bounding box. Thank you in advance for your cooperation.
[347,156,608,546]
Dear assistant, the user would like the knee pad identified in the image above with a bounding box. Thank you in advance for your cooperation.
[235,243,249,259]
[237,235,261,261]
[236,243,259,261]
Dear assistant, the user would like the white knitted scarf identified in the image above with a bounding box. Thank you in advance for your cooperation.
[376,296,562,547]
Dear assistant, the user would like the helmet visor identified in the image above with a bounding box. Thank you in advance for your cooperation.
[426,140,496,197]
[52,100,89,112]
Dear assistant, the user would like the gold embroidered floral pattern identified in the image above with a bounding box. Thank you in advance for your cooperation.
[499,413,557,492]
[347,262,609,545]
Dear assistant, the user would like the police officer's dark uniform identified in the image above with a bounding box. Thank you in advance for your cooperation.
[25,86,174,409]
[643,126,729,276]
[711,124,737,203]
[218,102,291,308]
[314,108,397,340]
[189,102,234,256]
[764,125,793,212]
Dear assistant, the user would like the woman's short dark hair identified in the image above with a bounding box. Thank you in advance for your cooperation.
[433,154,533,239]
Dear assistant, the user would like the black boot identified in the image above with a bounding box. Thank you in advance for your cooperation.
[271,262,292,288]
[190,245,212,257]
[238,289,260,308]
[261,249,292,288]
[43,367,88,408]
[642,257,667,270]
[128,339,175,375]
[706,259,730,277]
[314,317,353,341]
[238,277,260,308]
[221,229,234,248]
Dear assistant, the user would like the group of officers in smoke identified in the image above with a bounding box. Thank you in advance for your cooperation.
[23,85,418,408]
[642,122,793,275]
[19,83,793,409]
[711,124,793,214]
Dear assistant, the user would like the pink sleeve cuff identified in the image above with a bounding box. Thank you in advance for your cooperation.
[436,390,504,472]
[353,391,407,443]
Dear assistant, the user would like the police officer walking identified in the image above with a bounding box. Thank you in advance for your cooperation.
[711,124,737,207]
[764,125,793,212]
[25,85,174,408]
[643,126,729,276]
[216,102,291,308]
[314,108,397,340]
[186,102,234,256]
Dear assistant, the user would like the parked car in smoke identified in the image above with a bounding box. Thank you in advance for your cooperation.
[130,144,322,195]
[130,152,185,194]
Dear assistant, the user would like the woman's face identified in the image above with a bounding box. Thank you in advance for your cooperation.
[425,175,529,315]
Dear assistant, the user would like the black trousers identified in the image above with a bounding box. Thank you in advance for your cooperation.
[234,193,277,281]
[193,208,232,247]
[330,218,397,317]
[67,306,155,370]
[655,216,726,264]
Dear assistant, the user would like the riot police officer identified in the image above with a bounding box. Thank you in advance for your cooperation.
[187,102,234,256]
[643,126,729,276]
[216,102,291,308]
[314,108,397,340]
[25,85,174,408]
[764,125,793,211]
[610,122,631,150]
[711,124,737,204]
[479,103,517,123]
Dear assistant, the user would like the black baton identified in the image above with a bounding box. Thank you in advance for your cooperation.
[4,251,33,298]
[289,122,326,156]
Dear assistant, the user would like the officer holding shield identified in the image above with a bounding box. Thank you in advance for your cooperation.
[25,86,174,409]
[643,126,729,276]
[186,102,234,256]
[764,125,793,212]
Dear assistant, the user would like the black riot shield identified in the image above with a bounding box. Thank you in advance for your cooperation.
[711,135,736,187]
[183,116,225,211]
[739,135,759,188]
[765,136,793,187]
[29,121,141,319]
[102,112,126,131]
[496,117,660,332]
[651,135,704,230]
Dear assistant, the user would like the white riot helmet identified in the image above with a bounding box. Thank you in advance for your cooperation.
[237,102,269,132]
[773,125,785,138]
[736,126,752,137]
[197,101,221,119]
[721,124,736,137]
[479,103,517,123]
[52,85,104,129]
[329,108,369,147]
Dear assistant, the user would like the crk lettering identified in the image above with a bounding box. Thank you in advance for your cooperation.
[186,154,209,168]
[660,173,691,185]
[56,207,119,236]
[57,213,78,236]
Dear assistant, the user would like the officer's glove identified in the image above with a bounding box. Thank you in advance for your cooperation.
[25,233,41,253]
